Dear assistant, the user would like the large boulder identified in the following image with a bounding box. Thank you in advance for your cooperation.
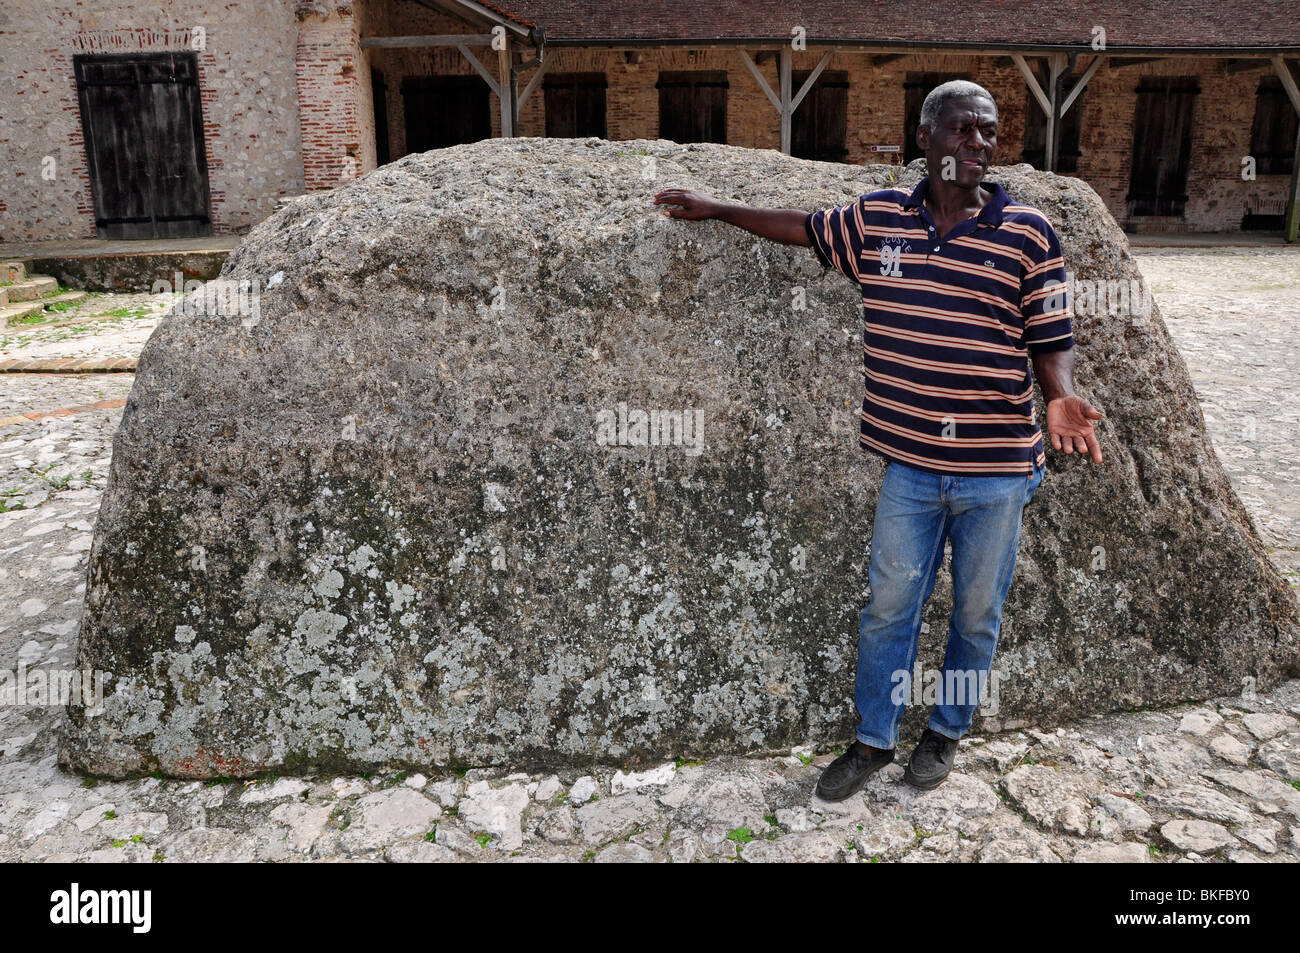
[61,138,1299,778]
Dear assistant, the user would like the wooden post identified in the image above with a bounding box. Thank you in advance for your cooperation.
[497,41,513,137]
[1287,124,1300,243]
[1046,54,1065,173]
[738,48,831,156]
[779,47,792,154]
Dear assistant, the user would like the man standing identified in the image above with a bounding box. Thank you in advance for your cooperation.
[653,80,1103,801]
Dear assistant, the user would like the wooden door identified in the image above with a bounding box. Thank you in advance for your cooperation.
[1127,77,1199,218]
[401,76,491,154]
[792,71,849,163]
[544,72,608,138]
[657,71,728,144]
[74,52,212,239]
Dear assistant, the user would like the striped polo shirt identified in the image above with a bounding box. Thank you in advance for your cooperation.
[805,175,1074,477]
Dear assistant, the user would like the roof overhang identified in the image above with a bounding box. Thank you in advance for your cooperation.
[402,0,536,39]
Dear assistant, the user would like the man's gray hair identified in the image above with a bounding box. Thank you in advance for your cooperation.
[919,80,998,130]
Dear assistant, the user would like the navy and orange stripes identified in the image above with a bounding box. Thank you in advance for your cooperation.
[805,175,1074,476]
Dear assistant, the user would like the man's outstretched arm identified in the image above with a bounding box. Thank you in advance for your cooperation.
[652,189,810,246]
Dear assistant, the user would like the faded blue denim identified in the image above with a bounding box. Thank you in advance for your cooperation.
[853,457,1045,750]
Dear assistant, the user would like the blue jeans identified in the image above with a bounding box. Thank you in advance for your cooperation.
[853,458,1045,749]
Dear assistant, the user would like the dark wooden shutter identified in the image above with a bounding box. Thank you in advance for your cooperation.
[1250,75,1297,176]
[903,72,971,163]
[1127,77,1199,217]
[657,71,728,144]
[401,76,491,154]
[544,72,607,138]
[545,81,576,137]
[74,52,211,239]
[657,76,693,143]
[695,74,728,143]
[792,71,849,163]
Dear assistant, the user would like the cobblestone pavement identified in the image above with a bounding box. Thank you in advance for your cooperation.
[0,291,171,364]
[1,262,1299,863]
[1135,246,1300,586]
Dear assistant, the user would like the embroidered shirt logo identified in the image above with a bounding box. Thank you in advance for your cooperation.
[879,236,910,277]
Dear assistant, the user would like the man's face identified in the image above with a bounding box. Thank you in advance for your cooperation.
[918,95,998,189]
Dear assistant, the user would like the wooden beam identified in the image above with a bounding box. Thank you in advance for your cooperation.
[1046,54,1065,172]
[736,49,781,111]
[1279,59,1300,243]
[791,50,833,112]
[1271,56,1300,114]
[361,34,496,48]
[479,42,1300,58]
[454,41,501,97]
[1061,54,1106,116]
[1287,124,1300,243]
[1012,53,1050,116]
[738,47,832,154]
[517,51,551,108]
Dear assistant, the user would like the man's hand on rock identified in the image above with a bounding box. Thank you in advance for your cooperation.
[653,189,719,220]
[1046,396,1104,463]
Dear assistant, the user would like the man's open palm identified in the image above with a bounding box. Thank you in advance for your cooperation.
[1046,396,1103,463]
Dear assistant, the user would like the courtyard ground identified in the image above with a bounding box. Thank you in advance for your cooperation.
[0,247,1297,862]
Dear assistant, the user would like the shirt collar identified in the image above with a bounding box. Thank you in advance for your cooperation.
[904,174,1009,227]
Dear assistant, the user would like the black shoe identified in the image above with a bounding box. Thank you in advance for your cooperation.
[903,728,960,789]
[814,742,894,802]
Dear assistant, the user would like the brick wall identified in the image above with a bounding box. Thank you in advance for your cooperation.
[499,47,1291,233]
[1075,57,1292,231]
[297,1,376,192]
[0,0,1291,241]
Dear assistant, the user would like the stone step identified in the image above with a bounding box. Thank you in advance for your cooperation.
[3,276,59,302]
[0,290,88,327]
[42,289,87,307]
[2,260,31,283]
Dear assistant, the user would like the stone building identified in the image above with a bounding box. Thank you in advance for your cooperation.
[1,0,1297,242]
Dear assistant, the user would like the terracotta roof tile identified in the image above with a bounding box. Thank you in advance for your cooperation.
[492,1,1300,50]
